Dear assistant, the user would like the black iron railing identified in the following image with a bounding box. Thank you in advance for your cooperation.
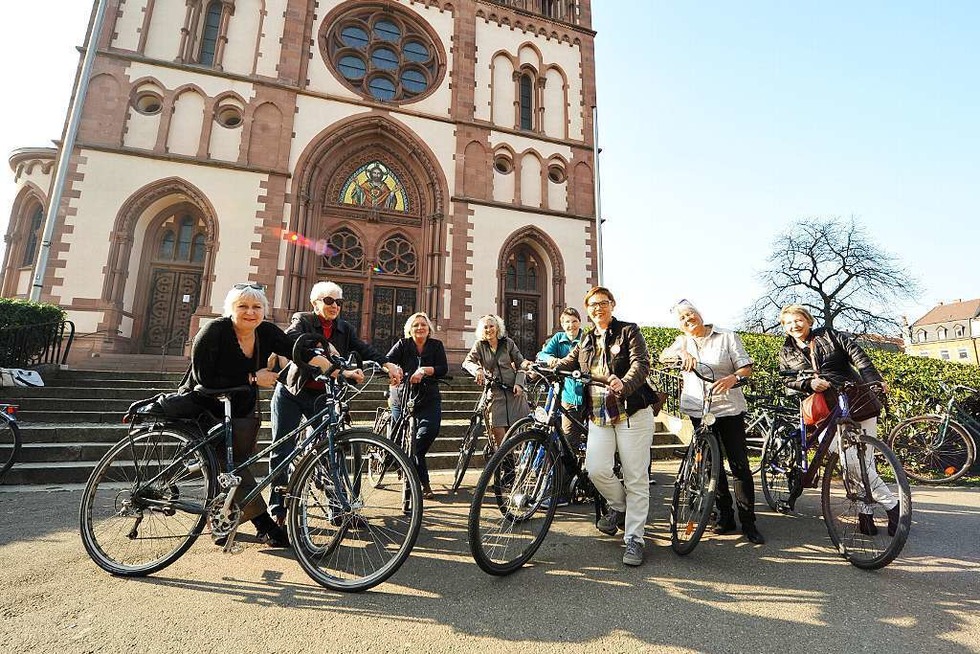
[0,320,75,368]
[650,366,682,417]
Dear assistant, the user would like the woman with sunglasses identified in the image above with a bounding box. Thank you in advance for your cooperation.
[179,283,330,547]
[268,281,402,527]
[660,300,764,545]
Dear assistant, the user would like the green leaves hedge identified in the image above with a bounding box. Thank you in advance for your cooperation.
[641,326,980,429]
[0,298,65,329]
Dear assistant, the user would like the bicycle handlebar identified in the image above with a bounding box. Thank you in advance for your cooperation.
[660,359,747,387]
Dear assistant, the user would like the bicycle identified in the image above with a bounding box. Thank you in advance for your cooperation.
[660,360,748,555]
[467,363,607,576]
[367,375,452,509]
[760,371,912,570]
[888,382,979,483]
[744,399,797,475]
[0,404,22,482]
[79,334,422,592]
[450,376,515,493]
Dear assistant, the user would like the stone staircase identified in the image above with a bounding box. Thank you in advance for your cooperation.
[0,366,683,486]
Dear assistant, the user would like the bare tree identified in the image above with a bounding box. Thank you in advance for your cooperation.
[742,217,919,335]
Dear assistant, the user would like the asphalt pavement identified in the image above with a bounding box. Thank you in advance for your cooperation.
[1,461,978,654]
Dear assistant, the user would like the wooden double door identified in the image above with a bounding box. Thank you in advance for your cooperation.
[142,268,201,354]
[338,282,417,354]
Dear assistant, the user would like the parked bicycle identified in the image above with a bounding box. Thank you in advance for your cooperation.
[450,376,515,493]
[888,382,979,483]
[743,399,797,474]
[760,371,912,570]
[467,363,607,575]
[368,375,451,511]
[0,404,22,483]
[79,334,422,592]
[659,359,748,555]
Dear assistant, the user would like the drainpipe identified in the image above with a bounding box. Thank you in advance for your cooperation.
[30,0,109,301]
[591,105,604,286]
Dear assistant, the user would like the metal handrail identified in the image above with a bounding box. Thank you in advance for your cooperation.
[0,320,75,368]
[650,366,682,417]
[160,331,187,373]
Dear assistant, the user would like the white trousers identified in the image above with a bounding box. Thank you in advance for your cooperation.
[585,407,654,542]
[830,417,898,511]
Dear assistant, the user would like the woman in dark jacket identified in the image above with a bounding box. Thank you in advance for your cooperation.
[778,303,899,535]
[553,286,656,567]
[386,312,449,499]
[179,283,329,547]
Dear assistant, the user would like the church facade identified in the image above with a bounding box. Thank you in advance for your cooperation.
[3,0,598,362]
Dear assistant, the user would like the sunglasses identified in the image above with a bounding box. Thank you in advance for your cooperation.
[316,297,344,307]
[233,282,265,291]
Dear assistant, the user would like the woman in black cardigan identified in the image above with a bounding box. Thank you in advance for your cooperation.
[386,312,449,499]
[179,283,328,546]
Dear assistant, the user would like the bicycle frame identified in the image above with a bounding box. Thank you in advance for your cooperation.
[126,374,361,522]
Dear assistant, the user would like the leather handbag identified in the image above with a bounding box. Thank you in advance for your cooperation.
[801,392,831,426]
[846,384,884,421]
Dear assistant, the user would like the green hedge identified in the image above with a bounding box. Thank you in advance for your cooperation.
[0,298,65,329]
[641,326,980,430]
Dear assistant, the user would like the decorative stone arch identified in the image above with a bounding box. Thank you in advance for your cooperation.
[286,113,449,326]
[1,184,47,297]
[98,177,219,348]
[497,225,567,346]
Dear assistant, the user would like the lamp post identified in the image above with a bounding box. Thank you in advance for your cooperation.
[30,0,109,301]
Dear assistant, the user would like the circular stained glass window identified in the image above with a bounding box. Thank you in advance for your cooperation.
[321,5,443,104]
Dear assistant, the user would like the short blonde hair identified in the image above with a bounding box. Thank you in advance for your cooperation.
[403,311,435,338]
[223,284,269,317]
[779,304,815,326]
[475,314,507,341]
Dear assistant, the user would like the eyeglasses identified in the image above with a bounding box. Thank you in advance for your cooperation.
[233,282,265,291]
[587,300,612,309]
[316,297,343,307]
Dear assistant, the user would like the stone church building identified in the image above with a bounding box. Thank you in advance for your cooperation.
[3,0,598,363]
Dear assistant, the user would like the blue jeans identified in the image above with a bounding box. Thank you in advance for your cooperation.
[268,384,320,519]
[391,394,442,486]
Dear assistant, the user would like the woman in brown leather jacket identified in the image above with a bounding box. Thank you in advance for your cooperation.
[554,287,657,567]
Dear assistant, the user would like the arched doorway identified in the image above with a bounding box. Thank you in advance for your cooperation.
[287,116,449,352]
[503,245,544,358]
[139,211,207,353]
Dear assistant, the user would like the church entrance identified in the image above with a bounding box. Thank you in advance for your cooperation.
[503,246,544,358]
[139,213,206,354]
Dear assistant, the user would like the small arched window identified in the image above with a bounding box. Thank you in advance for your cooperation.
[155,214,206,264]
[377,235,417,276]
[937,327,948,340]
[953,325,965,338]
[519,73,534,131]
[322,228,364,271]
[22,205,45,267]
[199,1,223,66]
[505,249,539,293]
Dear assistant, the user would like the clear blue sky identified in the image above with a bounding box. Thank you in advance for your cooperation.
[2,2,977,332]
[593,1,979,330]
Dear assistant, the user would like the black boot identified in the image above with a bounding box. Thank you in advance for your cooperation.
[858,512,878,536]
[252,512,290,548]
[886,505,901,537]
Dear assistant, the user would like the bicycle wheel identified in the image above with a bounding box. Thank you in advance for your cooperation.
[888,415,975,484]
[821,432,912,570]
[744,410,768,475]
[288,428,422,592]
[79,424,215,576]
[0,415,22,482]
[366,444,395,488]
[451,413,484,493]
[760,430,803,512]
[468,429,559,575]
[669,430,721,555]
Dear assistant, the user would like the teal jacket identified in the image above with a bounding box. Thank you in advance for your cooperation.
[537,330,583,406]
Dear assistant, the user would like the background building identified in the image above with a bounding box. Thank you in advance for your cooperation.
[2,0,598,363]
[905,298,980,366]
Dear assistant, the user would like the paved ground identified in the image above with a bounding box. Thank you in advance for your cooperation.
[1,462,978,654]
